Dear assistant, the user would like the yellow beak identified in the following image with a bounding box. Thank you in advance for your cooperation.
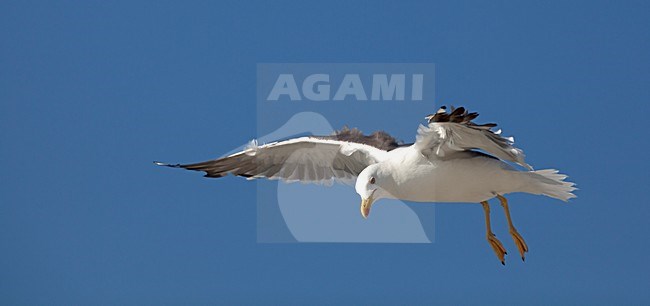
[360,197,374,219]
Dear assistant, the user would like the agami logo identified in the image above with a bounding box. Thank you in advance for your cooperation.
[266,73,424,101]
[258,63,435,103]
[255,63,436,243]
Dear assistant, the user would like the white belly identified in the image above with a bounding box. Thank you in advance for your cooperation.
[389,151,520,203]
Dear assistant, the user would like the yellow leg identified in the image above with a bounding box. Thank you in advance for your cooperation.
[497,195,529,261]
[481,201,507,265]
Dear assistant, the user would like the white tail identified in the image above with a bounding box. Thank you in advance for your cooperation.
[521,169,577,201]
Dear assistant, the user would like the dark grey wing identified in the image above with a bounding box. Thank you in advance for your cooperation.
[156,137,389,185]
[313,127,404,151]
[417,106,532,169]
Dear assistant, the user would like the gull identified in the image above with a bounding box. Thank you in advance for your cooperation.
[156,106,576,264]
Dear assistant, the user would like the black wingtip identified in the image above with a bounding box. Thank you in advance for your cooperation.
[153,161,182,168]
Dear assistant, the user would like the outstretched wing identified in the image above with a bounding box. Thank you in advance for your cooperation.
[156,136,389,185]
[415,106,532,170]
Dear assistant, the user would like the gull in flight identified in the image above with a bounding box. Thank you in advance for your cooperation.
[156,106,576,264]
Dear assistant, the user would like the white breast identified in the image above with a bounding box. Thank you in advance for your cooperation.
[384,149,520,203]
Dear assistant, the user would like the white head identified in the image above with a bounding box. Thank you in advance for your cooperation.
[355,164,393,219]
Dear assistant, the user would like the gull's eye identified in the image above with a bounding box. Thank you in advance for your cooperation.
[369,177,375,184]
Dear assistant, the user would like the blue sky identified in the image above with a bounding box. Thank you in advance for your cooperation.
[2,1,650,304]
